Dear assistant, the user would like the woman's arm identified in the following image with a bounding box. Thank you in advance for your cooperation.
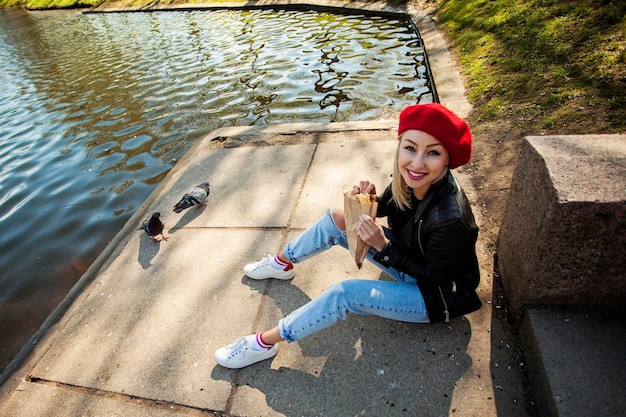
[374,219,472,286]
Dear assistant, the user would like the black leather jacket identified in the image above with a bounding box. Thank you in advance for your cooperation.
[374,171,481,323]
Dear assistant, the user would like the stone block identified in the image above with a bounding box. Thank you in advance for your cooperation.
[497,135,626,315]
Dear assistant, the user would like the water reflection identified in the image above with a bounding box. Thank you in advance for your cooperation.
[0,6,434,372]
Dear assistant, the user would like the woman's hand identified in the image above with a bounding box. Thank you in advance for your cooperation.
[353,180,377,198]
[357,213,388,252]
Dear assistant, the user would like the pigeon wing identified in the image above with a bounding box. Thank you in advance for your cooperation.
[173,184,209,213]
[173,195,192,213]
[188,185,208,202]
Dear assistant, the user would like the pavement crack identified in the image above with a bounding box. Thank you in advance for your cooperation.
[27,377,226,416]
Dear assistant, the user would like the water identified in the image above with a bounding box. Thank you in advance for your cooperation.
[0,6,434,371]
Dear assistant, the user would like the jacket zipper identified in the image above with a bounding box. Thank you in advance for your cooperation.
[417,220,425,258]
[438,287,450,323]
[419,219,450,322]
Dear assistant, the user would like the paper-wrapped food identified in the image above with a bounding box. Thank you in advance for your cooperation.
[343,189,378,269]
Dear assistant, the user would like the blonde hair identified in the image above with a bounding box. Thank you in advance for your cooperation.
[391,141,412,210]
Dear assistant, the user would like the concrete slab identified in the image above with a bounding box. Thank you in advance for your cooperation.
[291,140,397,228]
[527,134,626,203]
[0,380,199,417]
[228,316,476,417]
[155,144,317,229]
[498,135,626,314]
[31,228,284,411]
[520,309,626,417]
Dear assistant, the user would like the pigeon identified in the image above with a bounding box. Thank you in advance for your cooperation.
[142,212,167,241]
[173,182,210,213]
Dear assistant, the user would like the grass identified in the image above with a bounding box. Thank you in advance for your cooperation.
[434,0,625,132]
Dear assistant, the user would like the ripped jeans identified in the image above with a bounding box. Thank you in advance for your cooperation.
[278,209,429,343]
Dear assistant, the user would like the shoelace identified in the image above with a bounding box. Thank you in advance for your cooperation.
[252,255,273,270]
[228,337,249,358]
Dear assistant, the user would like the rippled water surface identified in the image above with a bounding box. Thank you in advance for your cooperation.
[0,6,434,370]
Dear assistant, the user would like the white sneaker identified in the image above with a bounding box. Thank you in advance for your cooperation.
[214,335,278,369]
[243,255,295,280]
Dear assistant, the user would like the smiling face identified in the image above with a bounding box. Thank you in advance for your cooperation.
[397,129,450,199]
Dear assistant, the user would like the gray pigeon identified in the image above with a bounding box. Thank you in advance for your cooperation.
[173,182,210,213]
[142,212,167,241]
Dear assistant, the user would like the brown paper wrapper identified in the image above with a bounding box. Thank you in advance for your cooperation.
[344,190,378,269]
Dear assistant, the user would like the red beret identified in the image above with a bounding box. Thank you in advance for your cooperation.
[398,103,472,169]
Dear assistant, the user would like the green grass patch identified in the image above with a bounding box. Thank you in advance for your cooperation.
[25,0,102,8]
[0,0,23,7]
[436,0,625,131]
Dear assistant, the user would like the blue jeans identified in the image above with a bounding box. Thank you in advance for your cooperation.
[278,209,429,343]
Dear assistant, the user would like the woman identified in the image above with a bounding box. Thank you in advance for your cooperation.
[214,103,482,369]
